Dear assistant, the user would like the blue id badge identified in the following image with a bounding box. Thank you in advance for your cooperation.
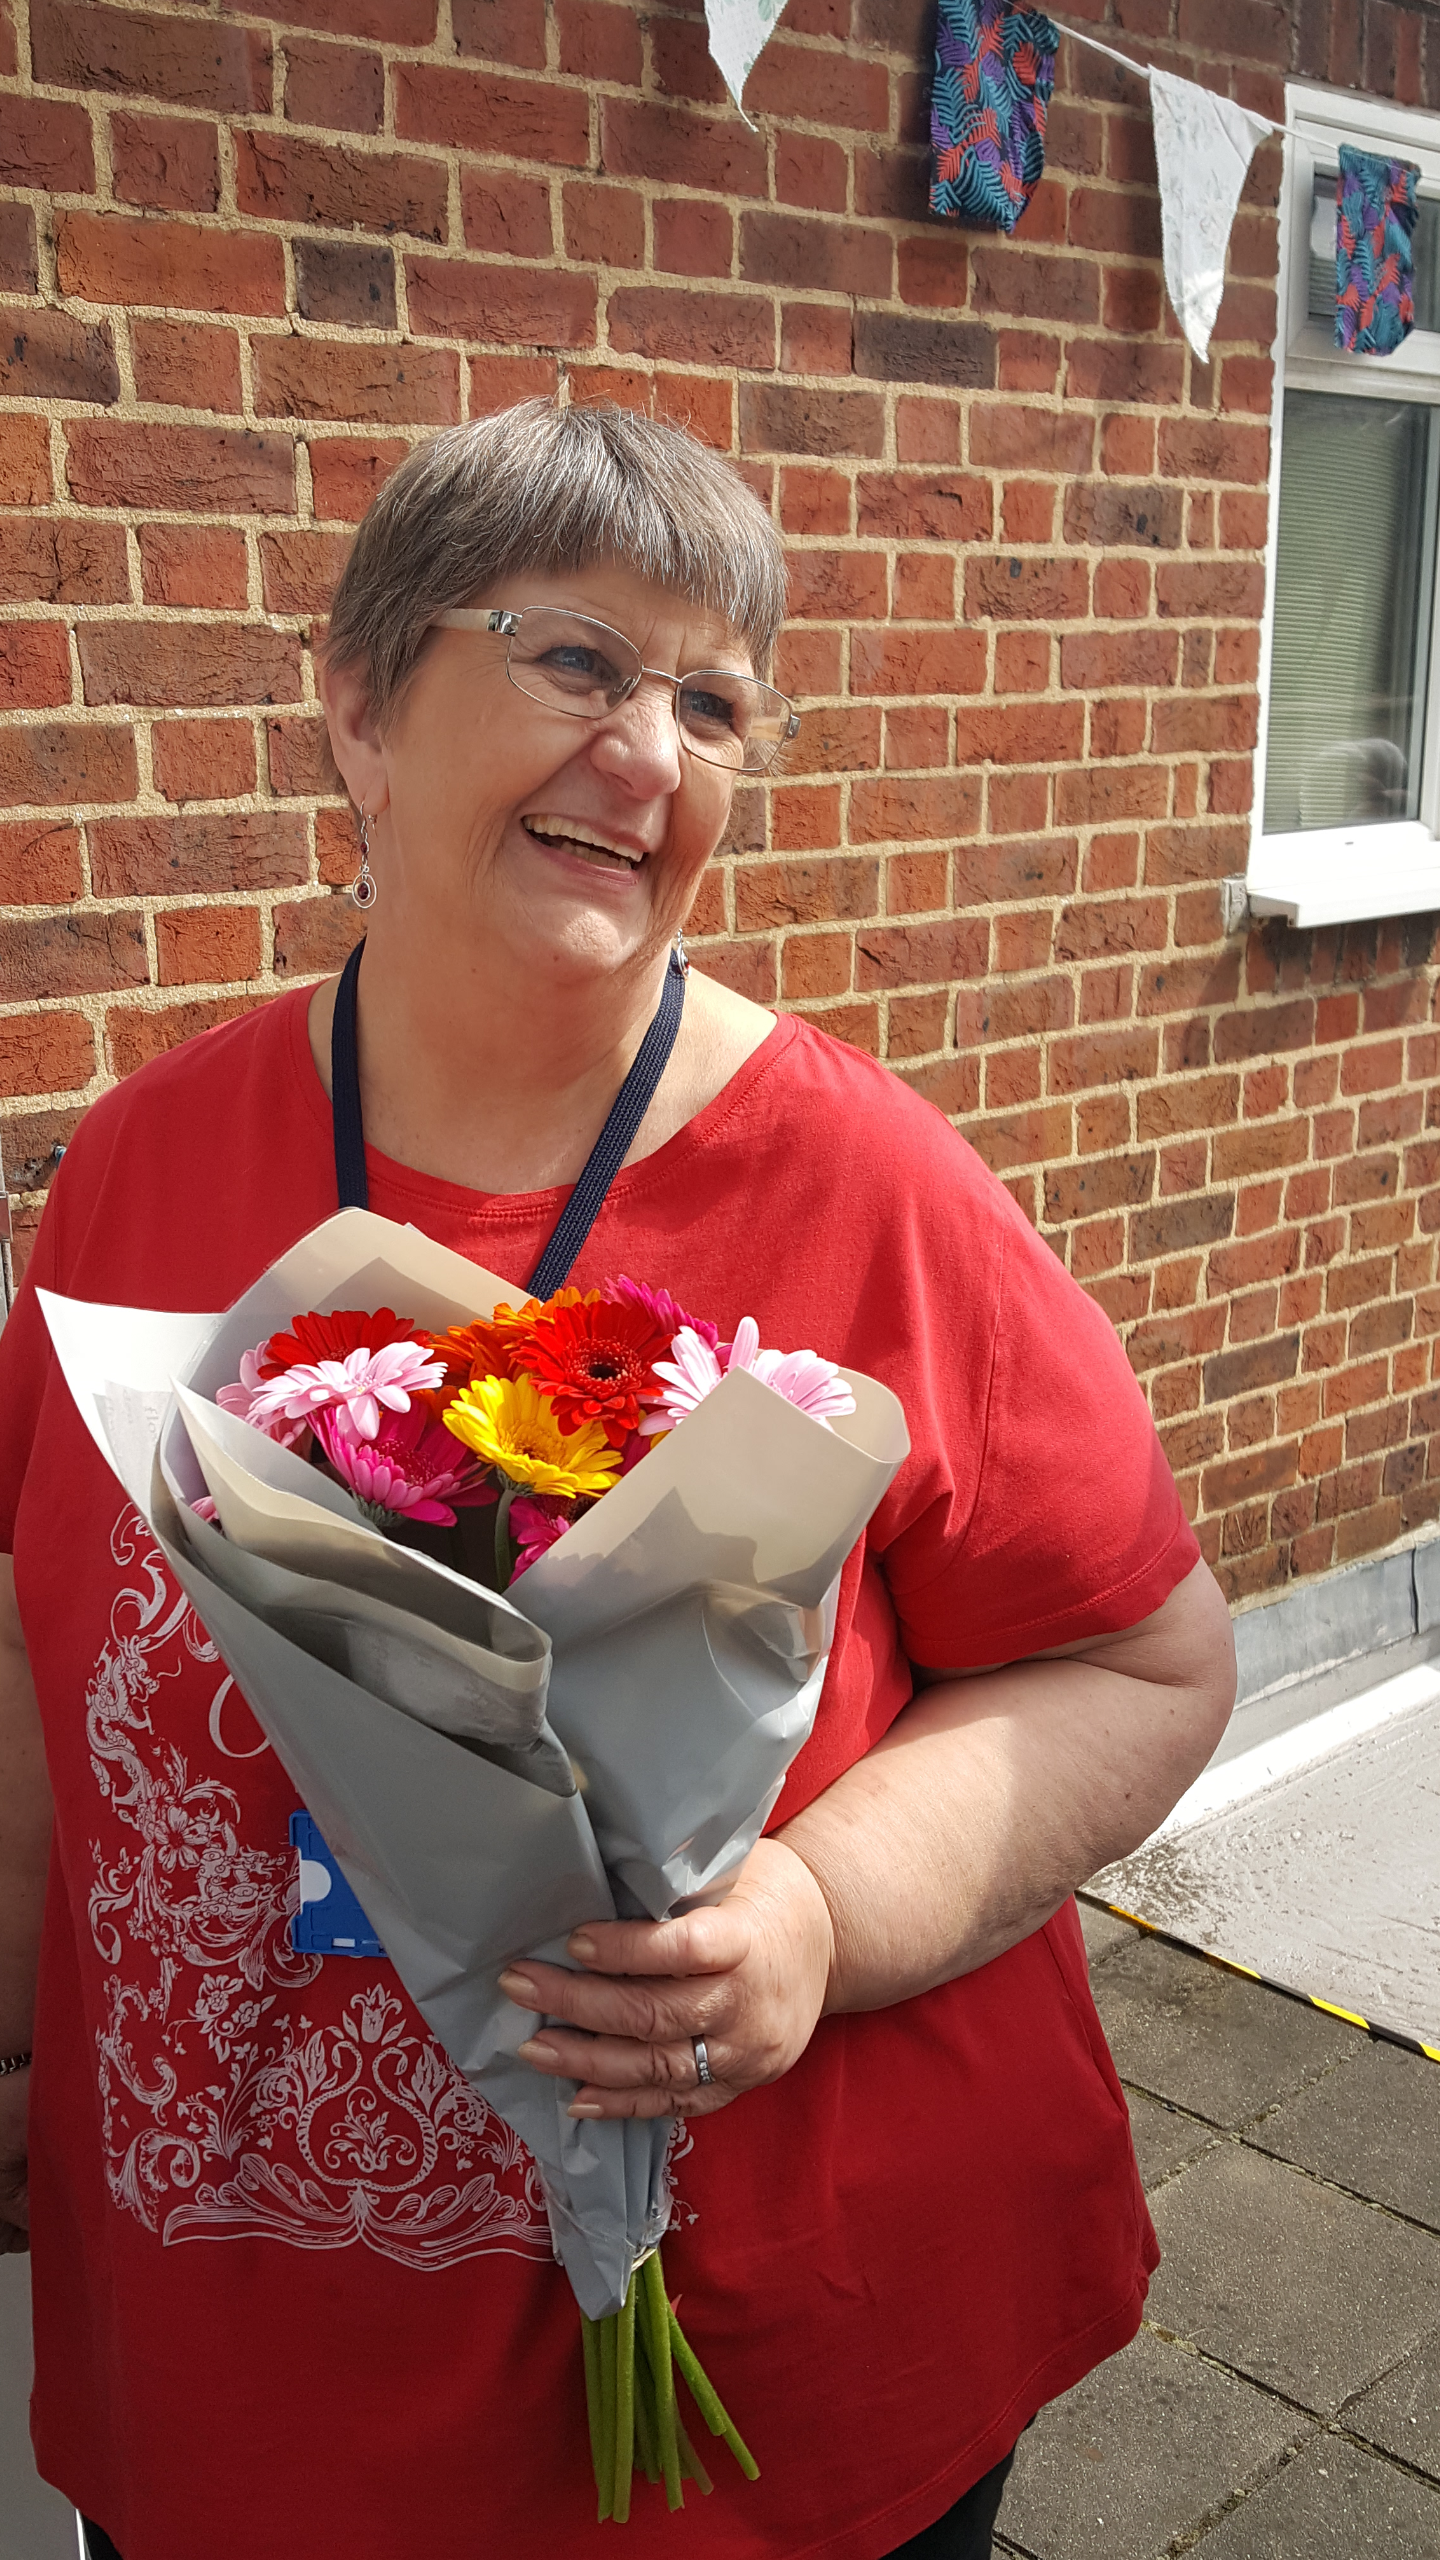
[290,1810,386,1958]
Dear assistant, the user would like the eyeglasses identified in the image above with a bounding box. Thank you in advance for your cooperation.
[433,605,800,776]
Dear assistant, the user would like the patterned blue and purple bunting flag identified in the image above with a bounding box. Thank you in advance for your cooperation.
[1336,143,1420,356]
[930,0,1060,233]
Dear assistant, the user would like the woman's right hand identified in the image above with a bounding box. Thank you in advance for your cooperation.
[0,2066,29,2252]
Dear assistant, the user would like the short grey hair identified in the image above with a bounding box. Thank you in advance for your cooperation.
[324,400,788,725]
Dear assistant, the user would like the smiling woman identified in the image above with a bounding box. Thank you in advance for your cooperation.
[0,398,1235,2560]
[313,405,795,1197]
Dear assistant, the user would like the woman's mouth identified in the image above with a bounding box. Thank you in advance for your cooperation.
[521,815,645,873]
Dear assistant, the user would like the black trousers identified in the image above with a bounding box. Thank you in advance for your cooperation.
[884,2449,1015,2557]
[84,2456,1013,2560]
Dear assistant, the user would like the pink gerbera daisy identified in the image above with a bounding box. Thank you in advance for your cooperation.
[217,1344,310,1450]
[603,1276,719,1353]
[643,1317,855,1434]
[509,1492,577,1576]
[246,1339,447,1444]
[313,1402,490,1528]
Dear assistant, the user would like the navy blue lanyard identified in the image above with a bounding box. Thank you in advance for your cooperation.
[329,937,686,1296]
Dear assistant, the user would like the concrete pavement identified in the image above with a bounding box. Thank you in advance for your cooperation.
[994,1907,1440,2559]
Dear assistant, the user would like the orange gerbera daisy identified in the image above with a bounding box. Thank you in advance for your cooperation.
[425,1315,524,1399]
[511,1293,672,1447]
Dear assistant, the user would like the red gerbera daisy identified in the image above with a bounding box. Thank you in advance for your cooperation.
[261,1306,424,1379]
[512,1296,672,1447]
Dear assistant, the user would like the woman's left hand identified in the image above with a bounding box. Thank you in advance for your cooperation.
[498,1839,835,2120]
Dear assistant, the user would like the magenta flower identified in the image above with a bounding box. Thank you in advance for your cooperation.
[509,1492,576,1577]
[217,1345,311,1450]
[643,1316,855,1434]
[313,1403,490,1528]
[246,1339,446,1444]
[604,1275,719,1353]
[616,1428,652,1476]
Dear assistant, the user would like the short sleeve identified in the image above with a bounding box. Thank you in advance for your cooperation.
[0,1179,63,1553]
[880,1181,1199,1669]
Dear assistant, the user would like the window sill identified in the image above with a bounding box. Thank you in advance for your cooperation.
[1246,822,1440,927]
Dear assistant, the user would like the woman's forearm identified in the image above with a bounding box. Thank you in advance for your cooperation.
[0,1557,52,2056]
[778,1558,1235,2015]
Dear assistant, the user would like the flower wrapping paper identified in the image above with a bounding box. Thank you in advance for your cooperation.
[40,1209,908,2320]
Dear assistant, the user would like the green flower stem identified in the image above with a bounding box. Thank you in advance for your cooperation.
[667,2306,761,2481]
[632,2345,660,2486]
[598,2305,618,2523]
[613,2274,637,2523]
[493,1476,520,1589]
[639,2254,684,2512]
[675,2413,715,2498]
[575,2246,756,2521]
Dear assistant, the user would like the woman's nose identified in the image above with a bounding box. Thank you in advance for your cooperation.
[589,678,684,793]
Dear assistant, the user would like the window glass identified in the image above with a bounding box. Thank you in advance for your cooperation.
[1264,389,1439,832]
[1307,171,1440,332]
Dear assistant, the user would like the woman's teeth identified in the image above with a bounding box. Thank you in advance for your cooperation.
[522,817,640,871]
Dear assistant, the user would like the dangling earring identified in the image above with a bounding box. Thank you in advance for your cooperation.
[350,811,377,910]
[673,927,689,976]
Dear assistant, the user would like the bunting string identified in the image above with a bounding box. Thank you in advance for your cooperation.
[1053,18,1306,143]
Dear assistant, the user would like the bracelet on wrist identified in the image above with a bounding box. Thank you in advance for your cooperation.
[0,2052,32,2078]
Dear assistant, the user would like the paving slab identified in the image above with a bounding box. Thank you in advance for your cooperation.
[1251,2037,1440,2231]
[1123,2088,1217,2191]
[1345,2325,1440,2480]
[1191,2431,1440,2556]
[1148,2141,1440,2413]
[994,2323,1299,2560]
[1077,1898,1142,1971]
[1090,1933,1359,2127]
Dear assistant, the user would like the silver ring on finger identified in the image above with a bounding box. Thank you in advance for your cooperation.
[692,2036,714,2087]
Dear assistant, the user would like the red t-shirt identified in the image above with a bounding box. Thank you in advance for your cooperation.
[2,990,1198,2560]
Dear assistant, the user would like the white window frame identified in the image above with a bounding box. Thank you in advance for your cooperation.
[1250,80,1440,927]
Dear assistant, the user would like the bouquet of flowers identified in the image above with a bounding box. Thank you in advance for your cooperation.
[41,1210,907,2522]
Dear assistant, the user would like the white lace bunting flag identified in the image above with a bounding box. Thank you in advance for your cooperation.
[704,0,784,126]
[1150,67,1272,360]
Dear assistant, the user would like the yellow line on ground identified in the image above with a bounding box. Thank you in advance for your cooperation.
[1079,1891,1440,2064]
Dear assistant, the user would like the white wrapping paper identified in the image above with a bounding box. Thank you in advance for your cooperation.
[40,1210,907,2318]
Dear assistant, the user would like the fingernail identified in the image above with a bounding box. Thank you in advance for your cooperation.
[517,2037,559,2064]
[568,1932,597,1963]
[568,2101,604,2118]
[499,1968,538,2002]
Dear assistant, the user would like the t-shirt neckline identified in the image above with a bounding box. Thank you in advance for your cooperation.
[283,977,801,1228]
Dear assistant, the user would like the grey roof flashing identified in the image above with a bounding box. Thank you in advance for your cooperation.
[1219,1533,1440,1763]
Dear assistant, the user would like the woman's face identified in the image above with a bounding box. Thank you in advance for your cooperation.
[329,562,749,989]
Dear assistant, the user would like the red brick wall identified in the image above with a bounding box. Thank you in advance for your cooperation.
[2,0,1439,1601]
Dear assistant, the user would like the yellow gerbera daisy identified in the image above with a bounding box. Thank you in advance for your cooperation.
[442,1372,620,1498]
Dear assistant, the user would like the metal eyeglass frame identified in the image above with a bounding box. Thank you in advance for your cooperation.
[433,606,801,773]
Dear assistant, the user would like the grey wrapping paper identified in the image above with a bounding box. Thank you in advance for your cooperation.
[39,1209,908,2318]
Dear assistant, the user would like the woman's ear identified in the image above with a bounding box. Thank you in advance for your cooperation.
[318,652,390,819]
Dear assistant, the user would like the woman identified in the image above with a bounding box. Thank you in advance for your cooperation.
[0,402,1234,2560]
